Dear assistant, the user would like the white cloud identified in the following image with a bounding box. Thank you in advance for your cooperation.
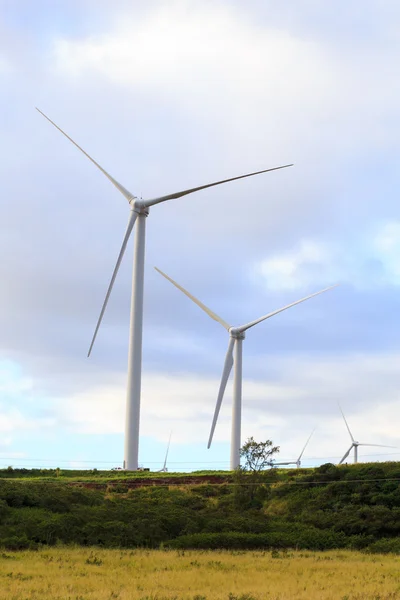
[0,360,34,395]
[53,3,330,114]
[255,220,400,291]
[0,361,56,445]
[55,351,400,465]
[373,221,400,283]
[1,350,399,465]
[0,406,55,438]
[60,374,243,441]
[41,0,400,265]
[0,410,32,434]
[256,240,332,291]
[50,0,400,161]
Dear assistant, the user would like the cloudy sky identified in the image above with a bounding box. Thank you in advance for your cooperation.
[1,0,400,470]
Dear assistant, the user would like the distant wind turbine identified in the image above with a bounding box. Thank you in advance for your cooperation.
[338,405,395,464]
[273,429,315,469]
[158,431,172,473]
[155,267,338,470]
[37,107,292,470]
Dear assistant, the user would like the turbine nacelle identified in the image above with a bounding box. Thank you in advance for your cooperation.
[131,200,149,216]
[229,327,245,340]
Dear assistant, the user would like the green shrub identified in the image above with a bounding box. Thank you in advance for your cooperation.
[365,538,400,554]
[165,528,350,551]
[1,534,35,550]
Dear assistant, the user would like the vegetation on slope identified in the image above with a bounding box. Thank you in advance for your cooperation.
[0,467,229,482]
[0,462,400,552]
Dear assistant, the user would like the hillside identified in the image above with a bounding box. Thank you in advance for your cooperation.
[0,462,400,552]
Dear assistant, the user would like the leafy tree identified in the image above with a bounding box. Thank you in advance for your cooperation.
[240,437,279,472]
[233,438,279,509]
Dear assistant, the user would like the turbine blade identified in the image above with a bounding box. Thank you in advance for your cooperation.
[358,443,397,448]
[207,337,235,448]
[338,403,355,442]
[88,210,137,356]
[297,428,316,462]
[339,445,353,464]
[36,108,136,203]
[154,267,231,330]
[238,284,338,332]
[163,431,172,470]
[144,164,293,207]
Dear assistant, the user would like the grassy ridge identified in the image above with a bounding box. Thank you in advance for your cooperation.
[0,468,231,483]
[0,462,400,552]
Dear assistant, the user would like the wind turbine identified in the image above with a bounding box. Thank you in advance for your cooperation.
[155,266,338,469]
[273,429,315,469]
[338,405,395,464]
[37,108,292,471]
[158,431,172,473]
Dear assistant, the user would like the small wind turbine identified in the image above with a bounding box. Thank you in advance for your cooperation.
[273,429,315,469]
[37,108,292,471]
[155,267,337,470]
[338,405,395,464]
[158,431,172,473]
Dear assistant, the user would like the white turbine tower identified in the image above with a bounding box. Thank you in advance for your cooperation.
[158,431,172,473]
[338,405,395,465]
[273,429,315,469]
[37,108,292,471]
[155,267,338,470]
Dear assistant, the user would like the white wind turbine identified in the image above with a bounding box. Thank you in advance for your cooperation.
[273,429,315,469]
[155,267,338,470]
[37,108,292,470]
[338,405,395,465]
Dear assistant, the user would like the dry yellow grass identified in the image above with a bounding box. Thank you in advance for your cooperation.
[0,547,399,599]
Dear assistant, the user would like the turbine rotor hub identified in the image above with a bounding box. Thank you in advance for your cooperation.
[132,199,149,216]
[229,327,245,340]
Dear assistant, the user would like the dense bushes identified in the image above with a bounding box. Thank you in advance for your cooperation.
[365,537,400,554]
[166,527,350,551]
[0,462,400,552]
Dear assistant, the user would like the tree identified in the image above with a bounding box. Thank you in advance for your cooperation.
[233,438,280,509]
[240,437,279,472]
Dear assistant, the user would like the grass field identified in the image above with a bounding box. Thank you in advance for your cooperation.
[0,548,399,599]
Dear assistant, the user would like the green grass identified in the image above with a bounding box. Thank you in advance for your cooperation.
[0,468,234,483]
